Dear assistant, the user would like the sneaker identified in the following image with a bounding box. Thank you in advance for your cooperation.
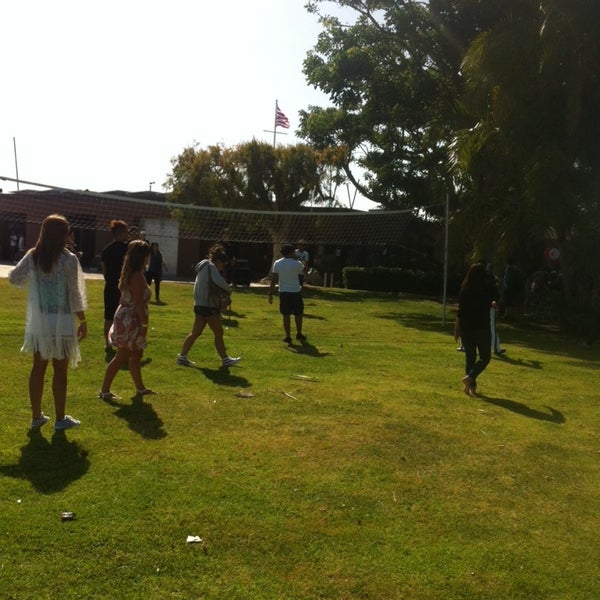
[283,337,292,345]
[296,333,307,341]
[177,355,195,366]
[221,356,241,367]
[31,413,50,428]
[98,390,122,401]
[54,415,81,430]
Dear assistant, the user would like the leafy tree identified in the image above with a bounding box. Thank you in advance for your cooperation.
[167,140,333,210]
[302,1,600,313]
[166,140,330,261]
[453,0,600,306]
[301,0,471,212]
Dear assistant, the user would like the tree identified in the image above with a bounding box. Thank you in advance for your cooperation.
[166,140,327,262]
[300,0,471,213]
[453,0,600,307]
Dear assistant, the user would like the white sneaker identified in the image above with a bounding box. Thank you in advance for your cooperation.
[31,413,50,428]
[177,355,195,366]
[54,415,81,430]
[221,356,241,367]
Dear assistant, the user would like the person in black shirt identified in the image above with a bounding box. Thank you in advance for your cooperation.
[100,220,129,355]
[454,262,498,396]
[146,242,166,303]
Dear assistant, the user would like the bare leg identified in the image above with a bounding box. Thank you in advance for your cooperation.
[207,314,227,358]
[180,315,207,357]
[294,313,303,336]
[29,352,49,419]
[128,350,145,390]
[101,347,130,394]
[52,357,69,420]
[282,315,291,339]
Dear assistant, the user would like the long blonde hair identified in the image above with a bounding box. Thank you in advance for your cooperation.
[118,240,150,289]
[32,214,70,273]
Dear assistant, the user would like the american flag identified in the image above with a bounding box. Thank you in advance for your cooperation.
[275,105,290,129]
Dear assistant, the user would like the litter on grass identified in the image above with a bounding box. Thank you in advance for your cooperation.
[186,535,203,543]
[291,374,319,382]
[283,391,297,400]
[234,391,254,398]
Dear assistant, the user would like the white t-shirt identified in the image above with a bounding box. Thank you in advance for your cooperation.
[272,256,304,293]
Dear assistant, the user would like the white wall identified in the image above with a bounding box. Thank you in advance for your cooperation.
[141,218,179,279]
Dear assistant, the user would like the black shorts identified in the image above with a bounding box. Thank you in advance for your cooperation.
[279,292,304,316]
[194,305,220,317]
[104,284,120,321]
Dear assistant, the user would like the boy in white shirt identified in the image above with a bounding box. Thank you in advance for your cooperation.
[268,244,306,344]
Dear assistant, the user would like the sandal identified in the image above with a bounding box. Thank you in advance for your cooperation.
[136,388,157,396]
[98,391,122,401]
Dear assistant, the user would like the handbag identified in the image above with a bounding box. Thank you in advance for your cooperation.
[206,262,232,311]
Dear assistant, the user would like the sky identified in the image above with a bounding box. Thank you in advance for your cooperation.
[1,0,377,210]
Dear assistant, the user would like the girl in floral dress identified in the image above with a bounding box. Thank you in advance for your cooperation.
[9,214,87,430]
[99,240,155,400]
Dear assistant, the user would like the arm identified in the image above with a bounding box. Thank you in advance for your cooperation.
[8,251,32,287]
[268,273,279,305]
[130,271,149,333]
[209,263,231,291]
[454,317,461,343]
[65,253,88,339]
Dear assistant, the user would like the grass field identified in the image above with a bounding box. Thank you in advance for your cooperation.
[0,277,599,599]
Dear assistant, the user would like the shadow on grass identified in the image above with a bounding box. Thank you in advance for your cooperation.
[303,311,327,321]
[102,395,167,439]
[478,394,565,424]
[379,311,446,334]
[220,316,240,329]
[380,310,596,364]
[200,367,251,388]
[0,428,90,494]
[286,340,329,357]
[491,353,543,370]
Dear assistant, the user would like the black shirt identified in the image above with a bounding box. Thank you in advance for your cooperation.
[101,241,128,285]
[457,283,498,331]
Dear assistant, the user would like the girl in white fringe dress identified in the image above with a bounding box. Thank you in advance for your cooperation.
[9,214,87,430]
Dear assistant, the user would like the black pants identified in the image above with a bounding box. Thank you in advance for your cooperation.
[146,271,161,301]
[462,328,492,386]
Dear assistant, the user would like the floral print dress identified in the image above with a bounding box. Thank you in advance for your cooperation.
[109,286,151,351]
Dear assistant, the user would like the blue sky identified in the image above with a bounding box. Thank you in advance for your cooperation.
[1,0,376,209]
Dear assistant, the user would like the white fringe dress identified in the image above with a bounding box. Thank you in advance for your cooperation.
[9,249,88,368]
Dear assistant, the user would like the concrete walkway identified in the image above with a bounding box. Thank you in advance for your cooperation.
[0,262,104,280]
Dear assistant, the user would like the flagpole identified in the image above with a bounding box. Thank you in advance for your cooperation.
[273,100,278,146]
[13,137,20,191]
[264,100,288,145]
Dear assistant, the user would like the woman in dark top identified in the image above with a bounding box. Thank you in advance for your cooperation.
[454,263,498,396]
[146,242,166,302]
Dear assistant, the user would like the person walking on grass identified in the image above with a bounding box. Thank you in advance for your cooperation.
[268,243,306,345]
[100,219,129,358]
[9,214,87,430]
[454,262,498,397]
[146,242,166,303]
[177,244,241,368]
[99,240,155,400]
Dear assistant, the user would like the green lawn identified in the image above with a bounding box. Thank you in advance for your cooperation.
[0,278,598,599]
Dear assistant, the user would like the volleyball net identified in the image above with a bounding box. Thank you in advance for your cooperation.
[0,175,415,246]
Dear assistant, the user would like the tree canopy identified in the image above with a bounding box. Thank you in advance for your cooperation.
[166,139,354,211]
[301,0,600,303]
